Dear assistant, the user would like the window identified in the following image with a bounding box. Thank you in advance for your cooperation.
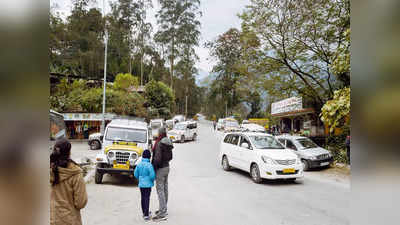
[105,127,147,143]
[286,140,297,150]
[224,134,232,143]
[239,136,252,149]
[248,135,285,149]
[278,139,286,146]
[230,135,240,145]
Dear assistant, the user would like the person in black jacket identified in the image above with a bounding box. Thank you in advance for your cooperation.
[151,127,173,221]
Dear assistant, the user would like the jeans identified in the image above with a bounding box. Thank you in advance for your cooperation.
[156,167,169,215]
[140,188,151,217]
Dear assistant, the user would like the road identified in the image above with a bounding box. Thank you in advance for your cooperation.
[71,118,350,225]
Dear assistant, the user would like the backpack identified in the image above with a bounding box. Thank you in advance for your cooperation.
[162,144,173,162]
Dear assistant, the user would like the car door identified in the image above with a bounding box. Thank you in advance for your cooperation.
[237,135,253,171]
[222,134,236,167]
[228,134,241,167]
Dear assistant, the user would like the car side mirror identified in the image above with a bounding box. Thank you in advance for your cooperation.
[241,143,249,149]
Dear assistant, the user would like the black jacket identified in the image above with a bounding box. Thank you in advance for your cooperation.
[152,137,173,170]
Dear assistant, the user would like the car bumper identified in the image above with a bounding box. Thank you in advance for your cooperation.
[260,164,304,179]
[96,167,135,175]
[308,157,334,168]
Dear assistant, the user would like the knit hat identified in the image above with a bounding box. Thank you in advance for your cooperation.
[158,127,167,136]
[142,149,151,159]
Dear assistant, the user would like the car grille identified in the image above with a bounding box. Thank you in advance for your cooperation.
[116,152,131,164]
[275,159,296,165]
[317,154,330,160]
[276,170,299,175]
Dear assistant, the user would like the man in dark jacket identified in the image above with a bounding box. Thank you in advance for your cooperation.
[151,127,173,221]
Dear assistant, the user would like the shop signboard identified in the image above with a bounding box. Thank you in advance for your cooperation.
[63,113,116,121]
[271,97,303,115]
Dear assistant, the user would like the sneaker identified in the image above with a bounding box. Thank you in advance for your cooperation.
[152,214,167,221]
[155,210,168,216]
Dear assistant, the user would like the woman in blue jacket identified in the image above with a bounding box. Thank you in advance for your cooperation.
[134,149,156,221]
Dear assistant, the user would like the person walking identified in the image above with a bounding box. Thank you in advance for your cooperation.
[50,138,88,225]
[213,120,217,131]
[151,127,173,221]
[134,149,156,221]
[345,135,351,165]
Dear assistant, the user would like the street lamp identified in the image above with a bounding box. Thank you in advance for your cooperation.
[101,0,108,134]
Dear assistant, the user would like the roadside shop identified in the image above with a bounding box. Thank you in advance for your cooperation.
[62,113,116,139]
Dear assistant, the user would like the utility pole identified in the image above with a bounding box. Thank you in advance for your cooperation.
[140,0,144,86]
[101,0,108,134]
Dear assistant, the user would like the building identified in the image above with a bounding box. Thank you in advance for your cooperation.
[270,97,325,137]
[63,113,117,139]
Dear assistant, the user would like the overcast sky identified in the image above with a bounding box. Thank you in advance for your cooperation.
[51,0,250,74]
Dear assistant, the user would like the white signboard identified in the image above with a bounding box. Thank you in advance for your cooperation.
[63,113,116,121]
[271,97,303,115]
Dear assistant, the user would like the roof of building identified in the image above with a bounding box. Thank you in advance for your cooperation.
[271,108,315,118]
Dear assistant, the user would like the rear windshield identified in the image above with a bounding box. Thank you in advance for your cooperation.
[248,135,285,149]
[105,127,147,143]
[225,121,239,127]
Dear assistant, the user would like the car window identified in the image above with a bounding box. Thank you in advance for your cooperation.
[224,134,232,143]
[278,139,286,146]
[230,135,240,145]
[286,140,297,150]
[297,138,318,149]
[239,136,252,149]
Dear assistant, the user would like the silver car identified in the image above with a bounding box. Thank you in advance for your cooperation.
[276,135,333,171]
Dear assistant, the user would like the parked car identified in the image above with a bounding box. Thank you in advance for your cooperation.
[217,118,225,130]
[219,132,303,183]
[241,123,266,133]
[88,132,103,150]
[223,119,241,132]
[167,121,197,143]
[172,115,185,124]
[94,119,152,184]
[276,135,333,171]
[150,118,165,139]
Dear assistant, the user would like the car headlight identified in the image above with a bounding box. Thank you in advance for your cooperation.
[261,156,276,164]
[309,156,317,160]
[130,153,138,160]
[107,151,115,158]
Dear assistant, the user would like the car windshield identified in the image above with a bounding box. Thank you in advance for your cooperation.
[151,122,162,129]
[249,135,285,149]
[226,121,239,127]
[174,124,186,130]
[105,127,147,143]
[297,138,318,149]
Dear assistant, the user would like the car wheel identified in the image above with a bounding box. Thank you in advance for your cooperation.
[95,169,103,184]
[180,135,185,143]
[192,133,197,141]
[250,163,262,183]
[222,156,231,171]
[302,159,310,171]
[90,140,100,150]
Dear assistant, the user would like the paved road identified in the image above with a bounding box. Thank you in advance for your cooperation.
[71,118,349,225]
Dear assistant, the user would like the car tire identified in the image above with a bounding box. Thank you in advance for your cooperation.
[222,156,231,171]
[95,169,103,184]
[302,159,310,171]
[250,163,262,184]
[180,135,185,143]
[192,133,197,141]
[90,140,100,150]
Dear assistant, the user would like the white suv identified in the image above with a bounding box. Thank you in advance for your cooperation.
[219,132,303,183]
[167,121,197,143]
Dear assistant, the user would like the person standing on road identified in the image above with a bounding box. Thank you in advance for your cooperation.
[151,127,173,221]
[345,135,350,164]
[134,149,156,221]
[50,138,88,225]
[213,120,216,131]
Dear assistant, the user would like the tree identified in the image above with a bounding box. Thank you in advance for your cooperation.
[144,80,175,118]
[113,73,139,90]
[239,0,350,108]
[154,0,201,89]
[320,87,350,133]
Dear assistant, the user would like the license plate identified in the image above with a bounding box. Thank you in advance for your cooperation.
[113,164,130,170]
[283,168,295,173]
[170,136,175,139]
[320,162,330,166]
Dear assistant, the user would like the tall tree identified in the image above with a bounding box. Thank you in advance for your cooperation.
[240,0,350,108]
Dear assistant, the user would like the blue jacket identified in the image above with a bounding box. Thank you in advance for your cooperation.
[134,158,156,188]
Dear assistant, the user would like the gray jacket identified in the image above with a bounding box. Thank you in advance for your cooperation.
[152,137,173,170]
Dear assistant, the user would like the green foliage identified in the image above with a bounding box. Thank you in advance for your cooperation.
[144,80,175,118]
[113,73,139,90]
[320,87,350,133]
[331,29,351,86]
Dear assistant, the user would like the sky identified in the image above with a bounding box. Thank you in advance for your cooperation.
[51,0,250,74]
